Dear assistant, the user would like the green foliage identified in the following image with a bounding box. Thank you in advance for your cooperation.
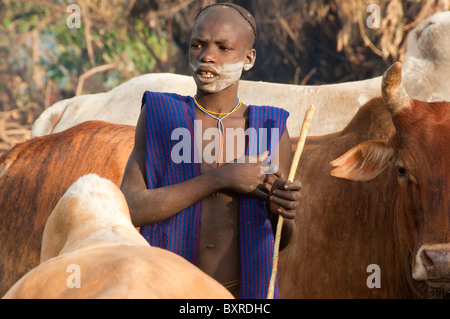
[1,0,170,96]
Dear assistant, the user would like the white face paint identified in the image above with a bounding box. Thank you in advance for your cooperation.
[190,59,245,93]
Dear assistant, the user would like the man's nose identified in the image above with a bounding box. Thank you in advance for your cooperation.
[199,46,217,63]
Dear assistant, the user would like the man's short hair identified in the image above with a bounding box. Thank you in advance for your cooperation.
[195,2,257,45]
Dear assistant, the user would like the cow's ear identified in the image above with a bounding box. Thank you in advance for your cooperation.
[330,140,394,181]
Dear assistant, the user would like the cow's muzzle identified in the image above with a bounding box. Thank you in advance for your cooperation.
[412,244,450,290]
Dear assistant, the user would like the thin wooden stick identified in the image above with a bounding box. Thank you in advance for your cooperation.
[267,104,315,299]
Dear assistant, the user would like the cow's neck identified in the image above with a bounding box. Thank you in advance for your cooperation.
[59,225,149,256]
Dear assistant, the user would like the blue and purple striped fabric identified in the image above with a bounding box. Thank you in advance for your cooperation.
[139,91,288,299]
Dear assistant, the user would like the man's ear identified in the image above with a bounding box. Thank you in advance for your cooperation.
[244,49,256,71]
[330,140,395,181]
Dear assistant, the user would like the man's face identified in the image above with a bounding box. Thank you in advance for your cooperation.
[189,7,255,93]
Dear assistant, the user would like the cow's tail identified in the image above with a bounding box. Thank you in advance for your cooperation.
[31,99,69,137]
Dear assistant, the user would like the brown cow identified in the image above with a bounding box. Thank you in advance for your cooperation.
[330,62,450,298]
[0,121,134,296]
[3,174,233,299]
[278,62,449,298]
[278,97,410,298]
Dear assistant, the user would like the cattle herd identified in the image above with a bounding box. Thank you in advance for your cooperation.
[1,12,449,299]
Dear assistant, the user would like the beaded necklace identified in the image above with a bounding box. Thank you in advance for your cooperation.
[194,96,242,133]
[194,96,242,196]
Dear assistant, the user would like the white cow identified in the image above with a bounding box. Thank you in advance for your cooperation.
[2,174,233,299]
[31,12,450,138]
[31,73,382,138]
[402,11,450,102]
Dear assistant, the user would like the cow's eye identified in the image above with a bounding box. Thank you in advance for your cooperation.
[395,165,407,177]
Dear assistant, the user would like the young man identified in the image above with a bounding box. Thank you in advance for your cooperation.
[120,3,302,299]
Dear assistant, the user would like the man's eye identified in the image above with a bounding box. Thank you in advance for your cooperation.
[191,43,201,49]
[220,46,232,51]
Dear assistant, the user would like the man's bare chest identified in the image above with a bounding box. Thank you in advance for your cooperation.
[196,115,248,173]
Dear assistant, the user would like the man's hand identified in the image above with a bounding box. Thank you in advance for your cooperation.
[218,151,274,198]
[268,177,302,219]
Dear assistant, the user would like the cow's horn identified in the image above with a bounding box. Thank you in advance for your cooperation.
[381,62,411,115]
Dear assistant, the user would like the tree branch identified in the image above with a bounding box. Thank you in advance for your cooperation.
[75,61,119,96]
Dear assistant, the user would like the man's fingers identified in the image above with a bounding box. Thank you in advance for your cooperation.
[282,180,302,190]
[269,178,302,219]
[262,174,278,186]
[246,150,269,163]
[272,189,301,201]
[270,195,299,211]
[257,150,269,163]
[229,151,269,164]
[276,207,296,219]
[250,188,269,200]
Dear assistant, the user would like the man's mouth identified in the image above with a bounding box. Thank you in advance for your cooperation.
[195,67,219,83]
[198,71,215,78]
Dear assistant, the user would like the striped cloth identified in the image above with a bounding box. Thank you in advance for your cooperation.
[139,91,289,299]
